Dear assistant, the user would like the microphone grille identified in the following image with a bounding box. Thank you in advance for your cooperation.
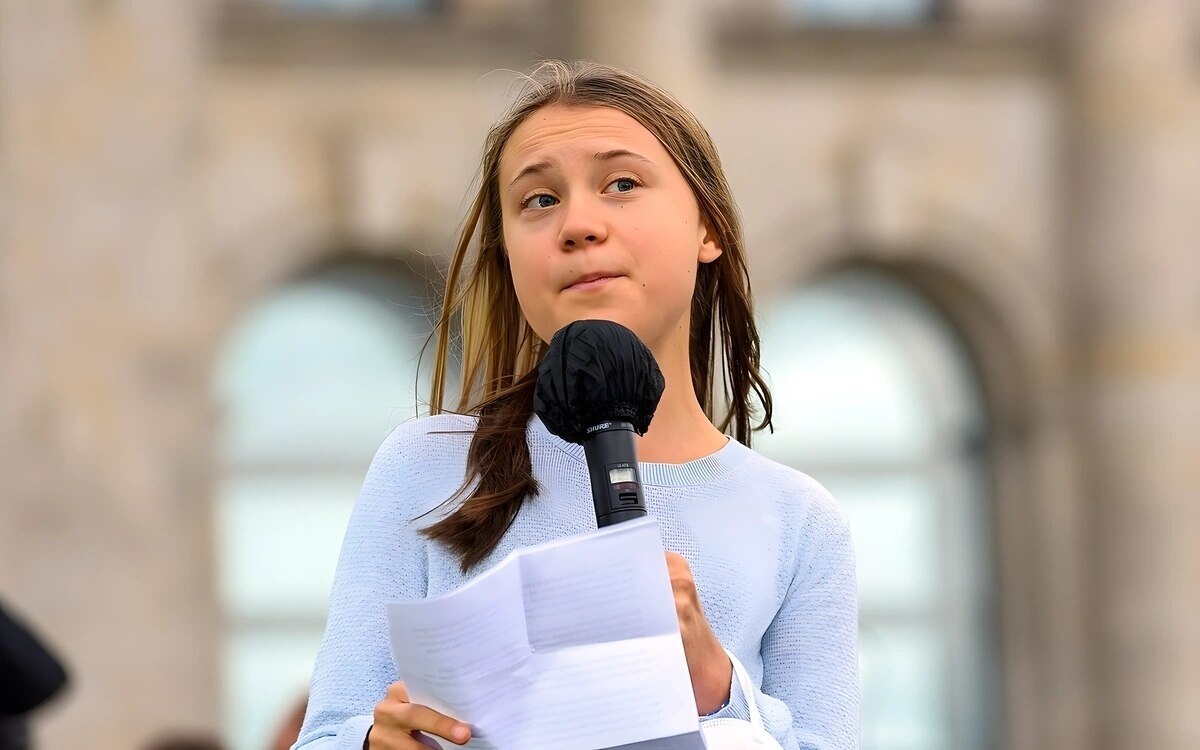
[533,319,665,445]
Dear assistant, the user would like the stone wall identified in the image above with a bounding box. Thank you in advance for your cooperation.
[1,1,1195,748]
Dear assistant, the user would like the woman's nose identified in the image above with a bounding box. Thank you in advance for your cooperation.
[557,196,608,249]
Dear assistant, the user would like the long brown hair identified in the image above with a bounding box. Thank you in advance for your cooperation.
[422,60,773,572]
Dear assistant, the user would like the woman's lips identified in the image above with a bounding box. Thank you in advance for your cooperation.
[565,275,622,291]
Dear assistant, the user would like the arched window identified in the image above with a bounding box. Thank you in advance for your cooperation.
[755,269,998,750]
[213,264,438,750]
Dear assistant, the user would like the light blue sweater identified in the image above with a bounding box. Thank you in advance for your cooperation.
[294,413,860,750]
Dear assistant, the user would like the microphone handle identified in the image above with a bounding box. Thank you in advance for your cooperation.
[581,421,648,527]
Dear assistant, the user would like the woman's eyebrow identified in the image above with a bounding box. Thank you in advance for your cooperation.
[593,149,655,168]
[507,149,656,191]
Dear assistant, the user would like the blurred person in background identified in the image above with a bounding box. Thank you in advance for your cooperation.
[0,598,69,750]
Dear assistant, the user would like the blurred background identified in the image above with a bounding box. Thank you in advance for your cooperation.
[1,0,1197,749]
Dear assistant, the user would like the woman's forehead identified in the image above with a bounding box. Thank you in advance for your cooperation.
[500,105,664,176]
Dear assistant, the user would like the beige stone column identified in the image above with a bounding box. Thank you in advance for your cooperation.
[0,2,219,748]
[568,0,710,109]
[1066,2,1200,748]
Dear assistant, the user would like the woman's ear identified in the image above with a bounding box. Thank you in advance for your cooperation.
[698,217,723,264]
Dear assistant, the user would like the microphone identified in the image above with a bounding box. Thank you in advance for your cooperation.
[534,319,665,527]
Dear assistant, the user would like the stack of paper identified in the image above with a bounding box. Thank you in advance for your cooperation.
[387,517,708,750]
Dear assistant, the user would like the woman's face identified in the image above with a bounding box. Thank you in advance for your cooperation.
[498,104,722,355]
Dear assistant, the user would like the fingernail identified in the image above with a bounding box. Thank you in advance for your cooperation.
[455,725,470,742]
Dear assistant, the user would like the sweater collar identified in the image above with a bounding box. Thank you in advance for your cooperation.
[529,413,751,487]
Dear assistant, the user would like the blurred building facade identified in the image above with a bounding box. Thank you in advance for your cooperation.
[1,1,1197,749]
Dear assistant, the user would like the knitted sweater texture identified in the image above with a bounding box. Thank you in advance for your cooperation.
[294,413,859,750]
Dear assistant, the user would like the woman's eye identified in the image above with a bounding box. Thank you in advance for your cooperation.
[524,193,558,210]
[607,177,639,193]
[522,178,637,209]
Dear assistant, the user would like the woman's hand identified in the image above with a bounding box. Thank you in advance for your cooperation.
[367,681,472,749]
[665,551,733,715]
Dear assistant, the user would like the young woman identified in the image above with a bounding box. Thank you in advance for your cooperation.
[294,61,859,750]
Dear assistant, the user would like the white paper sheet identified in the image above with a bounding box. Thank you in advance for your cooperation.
[386,517,708,750]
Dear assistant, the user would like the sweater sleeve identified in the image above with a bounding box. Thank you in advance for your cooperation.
[292,426,431,750]
[700,488,861,750]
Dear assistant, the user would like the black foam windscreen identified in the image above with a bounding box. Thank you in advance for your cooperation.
[534,319,665,445]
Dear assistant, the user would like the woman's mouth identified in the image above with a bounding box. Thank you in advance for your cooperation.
[566,275,622,291]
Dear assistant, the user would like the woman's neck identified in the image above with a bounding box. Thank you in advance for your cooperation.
[633,335,728,464]
[634,406,727,464]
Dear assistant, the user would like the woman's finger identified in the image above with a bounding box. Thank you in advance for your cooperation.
[393,703,472,745]
[386,680,410,702]
[411,732,443,749]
